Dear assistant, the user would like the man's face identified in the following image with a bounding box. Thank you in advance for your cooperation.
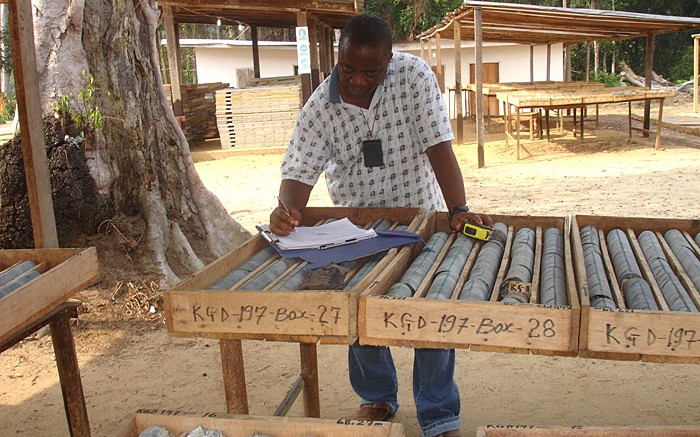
[337,42,391,103]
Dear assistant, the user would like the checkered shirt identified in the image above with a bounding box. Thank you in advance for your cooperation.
[280,51,453,210]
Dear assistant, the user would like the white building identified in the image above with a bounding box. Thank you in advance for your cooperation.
[178,38,564,91]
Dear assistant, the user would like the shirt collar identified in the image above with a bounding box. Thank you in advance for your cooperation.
[329,65,341,103]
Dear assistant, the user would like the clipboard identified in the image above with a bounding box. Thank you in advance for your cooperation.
[257,218,377,250]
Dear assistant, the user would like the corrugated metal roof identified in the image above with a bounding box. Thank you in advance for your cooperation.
[418,1,700,44]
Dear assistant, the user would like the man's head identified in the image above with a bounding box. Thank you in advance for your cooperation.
[337,14,393,104]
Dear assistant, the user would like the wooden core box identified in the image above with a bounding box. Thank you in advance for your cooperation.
[572,215,700,363]
[113,410,405,437]
[0,247,99,345]
[477,425,700,436]
[164,207,427,344]
[360,213,580,355]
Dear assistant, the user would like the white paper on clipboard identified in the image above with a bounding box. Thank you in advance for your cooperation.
[258,218,377,250]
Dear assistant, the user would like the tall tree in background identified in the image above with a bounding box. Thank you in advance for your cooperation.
[364,0,463,41]
[0,1,250,284]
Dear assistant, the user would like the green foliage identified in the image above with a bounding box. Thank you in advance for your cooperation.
[0,92,14,124]
[668,46,694,83]
[55,71,103,138]
[364,0,463,41]
[592,71,621,87]
[0,25,11,75]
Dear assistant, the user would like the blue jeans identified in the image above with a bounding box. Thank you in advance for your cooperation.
[348,341,460,437]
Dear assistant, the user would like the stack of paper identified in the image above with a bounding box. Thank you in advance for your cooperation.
[259,218,377,250]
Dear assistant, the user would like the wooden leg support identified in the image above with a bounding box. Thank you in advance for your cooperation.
[220,339,249,414]
[655,98,664,149]
[299,342,320,418]
[50,309,90,437]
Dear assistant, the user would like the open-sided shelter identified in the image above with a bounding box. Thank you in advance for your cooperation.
[418,1,700,167]
[158,0,363,113]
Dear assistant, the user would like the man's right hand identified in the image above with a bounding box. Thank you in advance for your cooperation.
[269,205,302,236]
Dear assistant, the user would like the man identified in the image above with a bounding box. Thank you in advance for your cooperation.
[269,14,492,437]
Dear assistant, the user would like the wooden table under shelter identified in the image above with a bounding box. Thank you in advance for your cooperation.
[453,81,606,118]
[495,86,676,159]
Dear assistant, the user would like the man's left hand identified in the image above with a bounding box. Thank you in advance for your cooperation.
[450,211,493,233]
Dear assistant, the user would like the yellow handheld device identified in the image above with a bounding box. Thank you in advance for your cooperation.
[461,221,492,241]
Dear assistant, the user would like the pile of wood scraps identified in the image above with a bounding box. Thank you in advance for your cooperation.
[163,82,226,145]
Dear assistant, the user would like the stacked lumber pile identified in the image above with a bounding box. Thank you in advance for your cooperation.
[215,83,302,149]
[163,82,227,145]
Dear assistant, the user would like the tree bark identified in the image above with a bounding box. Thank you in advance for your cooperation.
[8,0,250,284]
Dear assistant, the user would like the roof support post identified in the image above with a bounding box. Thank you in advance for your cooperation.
[454,20,463,145]
[296,11,312,104]
[435,32,443,92]
[643,32,655,137]
[251,26,261,79]
[529,44,534,82]
[693,34,698,113]
[163,6,183,117]
[474,6,485,168]
[546,44,552,81]
[308,16,320,89]
[8,0,58,248]
[426,37,433,69]
[319,25,329,78]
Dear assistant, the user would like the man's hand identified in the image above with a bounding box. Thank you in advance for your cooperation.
[270,205,302,236]
[450,211,493,233]
[269,180,313,236]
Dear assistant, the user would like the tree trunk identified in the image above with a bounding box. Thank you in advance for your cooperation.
[2,0,250,285]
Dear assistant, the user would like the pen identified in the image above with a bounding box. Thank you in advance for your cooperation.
[277,196,297,233]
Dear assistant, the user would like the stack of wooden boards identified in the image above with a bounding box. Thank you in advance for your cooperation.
[163,83,227,145]
[215,76,302,149]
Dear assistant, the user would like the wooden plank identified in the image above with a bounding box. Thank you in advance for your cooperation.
[163,6,183,117]
[361,295,575,352]
[8,0,58,248]
[477,425,700,437]
[112,410,405,437]
[51,309,90,437]
[220,339,248,414]
[0,248,99,345]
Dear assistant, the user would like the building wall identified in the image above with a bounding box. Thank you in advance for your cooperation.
[399,43,565,85]
[192,42,564,90]
[195,45,299,88]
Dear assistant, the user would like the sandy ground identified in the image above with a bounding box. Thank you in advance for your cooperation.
[2,98,700,437]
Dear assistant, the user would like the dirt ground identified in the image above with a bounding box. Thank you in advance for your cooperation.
[2,95,700,437]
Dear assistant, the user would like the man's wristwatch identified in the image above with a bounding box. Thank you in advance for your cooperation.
[448,205,470,219]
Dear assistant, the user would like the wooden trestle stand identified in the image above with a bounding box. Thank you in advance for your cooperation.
[0,300,89,437]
